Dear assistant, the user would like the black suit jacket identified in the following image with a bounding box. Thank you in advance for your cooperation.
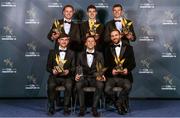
[104,18,136,45]
[104,42,136,82]
[46,48,75,78]
[47,19,81,52]
[76,50,104,78]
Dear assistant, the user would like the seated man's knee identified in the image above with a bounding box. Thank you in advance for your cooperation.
[104,86,112,95]
[96,81,104,89]
[124,81,132,91]
[76,82,83,90]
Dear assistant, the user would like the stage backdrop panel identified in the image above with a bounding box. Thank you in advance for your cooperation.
[0,0,180,98]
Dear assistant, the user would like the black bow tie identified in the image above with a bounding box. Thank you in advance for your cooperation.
[64,20,71,24]
[114,44,121,47]
[114,20,121,22]
[59,49,67,52]
[86,52,94,55]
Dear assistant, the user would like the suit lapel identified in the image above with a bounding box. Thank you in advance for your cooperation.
[68,22,74,35]
[110,45,116,57]
[91,51,97,68]
[120,44,126,58]
[112,20,116,30]
[86,21,90,32]
[82,51,88,67]
[64,49,68,60]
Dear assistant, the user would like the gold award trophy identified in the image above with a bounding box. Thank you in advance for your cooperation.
[52,20,63,34]
[88,20,100,37]
[54,54,67,73]
[121,18,133,35]
[95,62,107,81]
[114,56,125,72]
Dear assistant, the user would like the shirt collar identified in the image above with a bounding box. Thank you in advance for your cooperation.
[114,41,122,47]
[114,17,123,21]
[86,48,95,53]
[64,18,72,22]
[59,46,67,51]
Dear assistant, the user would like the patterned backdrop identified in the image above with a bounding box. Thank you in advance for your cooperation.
[0,0,180,98]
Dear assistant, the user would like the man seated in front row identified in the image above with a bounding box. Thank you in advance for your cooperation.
[104,29,136,115]
[75,35,105,117]
[46,33,75,116]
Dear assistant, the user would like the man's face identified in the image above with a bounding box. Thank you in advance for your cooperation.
[87,8,97,19]
[85,37,96,49]
[63,7,74,20]
[113,7,123,18]
[110,31,122,44]
[58,37,69,48]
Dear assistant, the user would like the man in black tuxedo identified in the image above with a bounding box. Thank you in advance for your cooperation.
[75,35,105,117]
[104,4,136,45]
[104,29,136,115]
[80,4,104,52]
[46,33,75,116]
[47,5,81,52]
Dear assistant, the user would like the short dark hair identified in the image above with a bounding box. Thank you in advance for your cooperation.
[110,29,121,35]
[112,4,123,10]
[63,4,74,11]
[84,35,96,43]
[59,33,69,39]
[87,4,97,11]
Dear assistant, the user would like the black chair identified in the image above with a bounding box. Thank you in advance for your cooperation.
[73,86,104,114]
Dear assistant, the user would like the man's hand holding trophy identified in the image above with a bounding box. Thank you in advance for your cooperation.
[53,54,68,76]
[121,18,134,40]
[51,20,63,41]
[112,56,128,76]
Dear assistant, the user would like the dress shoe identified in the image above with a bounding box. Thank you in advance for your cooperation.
[117,106,126,115]
[78,111,85,117]
[64,107,70,116]
[92,107,100,117]
[78,107,85,117]
[48,107,55,116]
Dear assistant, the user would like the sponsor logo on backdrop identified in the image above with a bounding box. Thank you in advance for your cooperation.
[25,8,40,24]
[161,74,176,91]
[25,41,40,57]
[25,75,40,90]
[1,58,17,74]
[162,10,178,25]
[95,0,109,8]
[0,0,16,7]
[48,0,63,8]
[139,25,155,41]
[139,57,154,74]
[139,0,155,9]
[161,41,176,58]
[1,25,16,41]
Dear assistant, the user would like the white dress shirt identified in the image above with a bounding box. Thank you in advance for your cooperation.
[115,17,123,32]
[63,18,71,34]
[59,46,67,60]
[114,41,122,57]
[86,49,94,68]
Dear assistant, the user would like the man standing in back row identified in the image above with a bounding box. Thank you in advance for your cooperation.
[47,5,81,52]
[80,4,104,52]
[104,4,136,45]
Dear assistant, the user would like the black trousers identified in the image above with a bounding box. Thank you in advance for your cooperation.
[105,77,132,107]
[75,77,104,109]
[47,75,73,108]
